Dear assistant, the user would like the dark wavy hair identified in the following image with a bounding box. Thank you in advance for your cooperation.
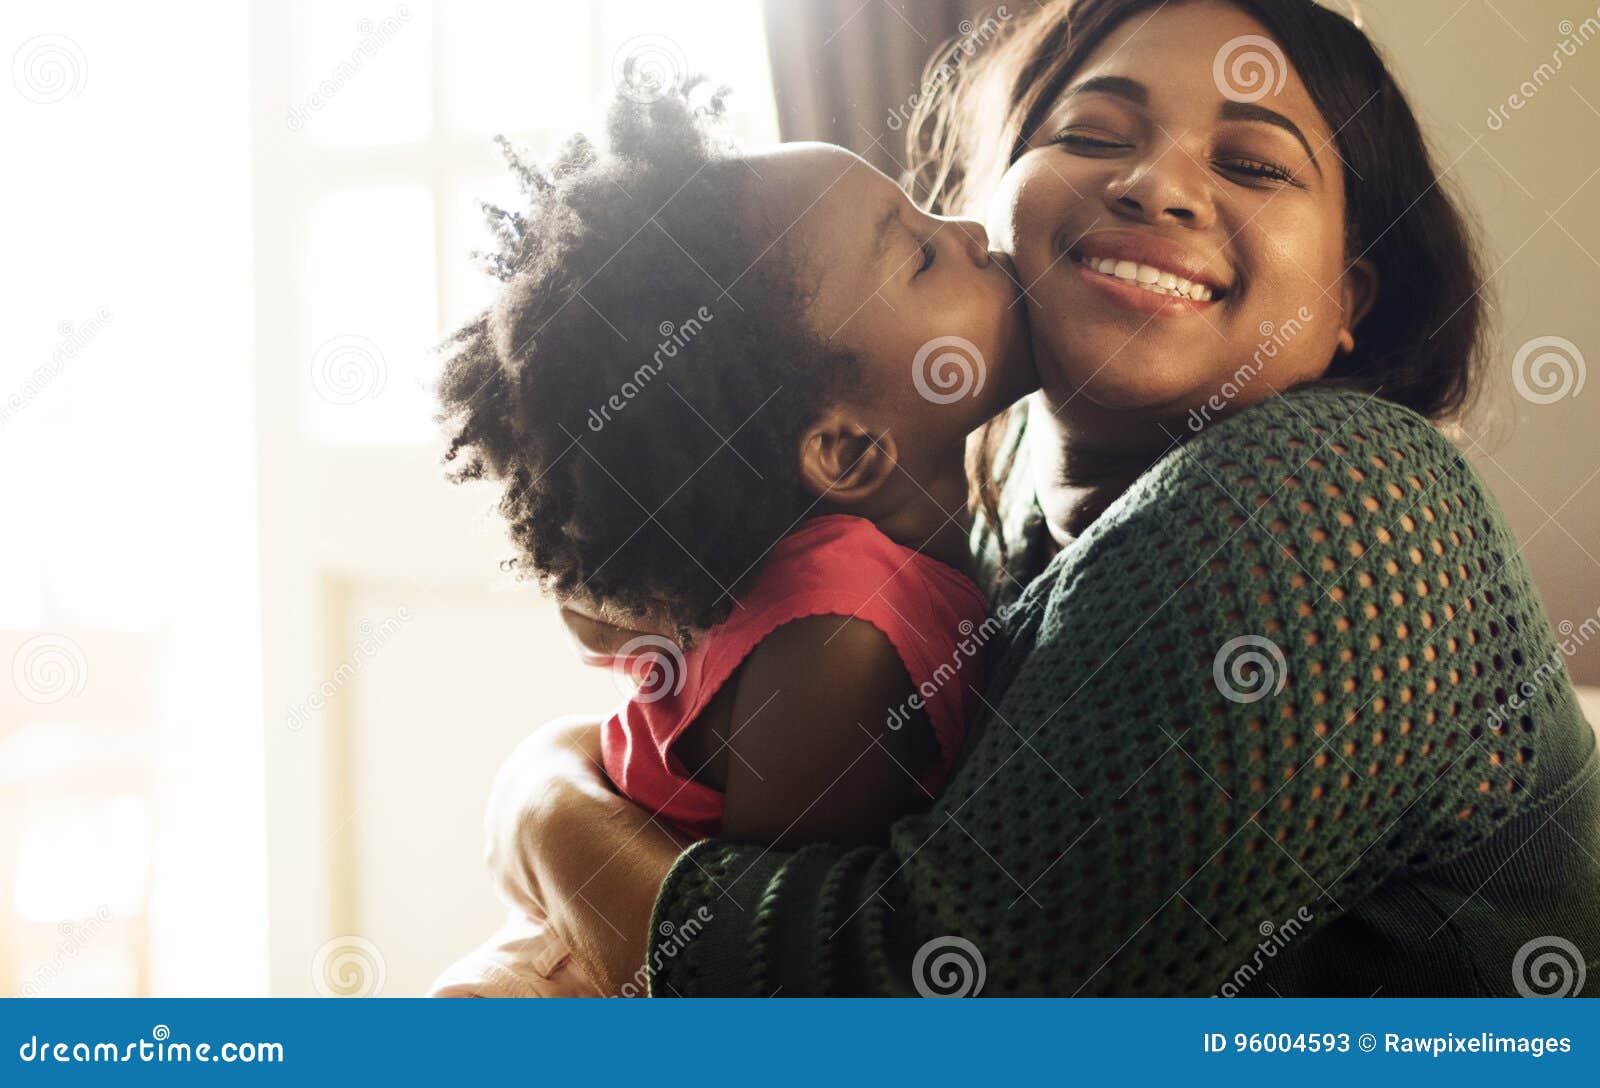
[436,85,857,635]
[908,0,1490,548]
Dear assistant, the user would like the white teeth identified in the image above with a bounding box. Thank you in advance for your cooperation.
[1077,254,1217,301]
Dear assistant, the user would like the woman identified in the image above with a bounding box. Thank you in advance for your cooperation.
[484,0,1600,995]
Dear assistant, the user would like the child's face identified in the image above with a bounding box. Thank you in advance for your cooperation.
[742,144,1036,472]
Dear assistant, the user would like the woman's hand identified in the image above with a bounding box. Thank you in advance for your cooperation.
[483,713,610,916]
[484,713,692,993]
[483,595,696,993]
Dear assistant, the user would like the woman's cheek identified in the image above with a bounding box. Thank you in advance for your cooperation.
[983,153,1066,271]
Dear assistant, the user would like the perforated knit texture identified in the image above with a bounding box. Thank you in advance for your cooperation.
[648,389,1600,996]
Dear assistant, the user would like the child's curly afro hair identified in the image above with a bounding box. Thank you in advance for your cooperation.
[436,83,858,636]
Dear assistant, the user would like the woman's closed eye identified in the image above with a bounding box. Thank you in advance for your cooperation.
[1049,129,1299,187]
[1215,154,1298,185]
[913,236,937,277]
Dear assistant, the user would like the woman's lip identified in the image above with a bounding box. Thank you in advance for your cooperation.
[1075,263,1221,317]
[1063,228,1230,293]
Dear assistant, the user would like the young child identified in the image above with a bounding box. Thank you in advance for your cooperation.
[428,82,1034,997]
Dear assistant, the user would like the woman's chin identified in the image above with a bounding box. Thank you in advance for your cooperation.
[1046,353,1202,415]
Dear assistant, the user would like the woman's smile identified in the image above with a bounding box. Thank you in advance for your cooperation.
[1063,226,1233,317]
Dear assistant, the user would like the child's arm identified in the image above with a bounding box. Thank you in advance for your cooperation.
[711,615,939,849]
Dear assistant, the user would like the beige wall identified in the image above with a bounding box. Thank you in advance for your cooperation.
[1359,0,1600,682]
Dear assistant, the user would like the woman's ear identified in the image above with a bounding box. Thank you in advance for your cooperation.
[798,409,898,505]
[1338,257,1380,354]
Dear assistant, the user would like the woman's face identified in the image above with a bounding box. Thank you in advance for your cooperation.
[986,0,1375,447]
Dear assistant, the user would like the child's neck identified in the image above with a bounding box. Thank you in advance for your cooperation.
[857,451,976,578]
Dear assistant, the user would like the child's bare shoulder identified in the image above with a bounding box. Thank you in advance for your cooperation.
[709,615,935,847]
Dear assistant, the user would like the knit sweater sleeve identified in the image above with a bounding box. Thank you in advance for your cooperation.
[647,389,1566,995]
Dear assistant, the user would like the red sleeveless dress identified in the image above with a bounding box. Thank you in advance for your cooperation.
[600,514,990,837]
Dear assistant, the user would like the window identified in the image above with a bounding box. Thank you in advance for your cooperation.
[277,0,779,445]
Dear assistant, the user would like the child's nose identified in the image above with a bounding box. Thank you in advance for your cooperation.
[946,217,991,266]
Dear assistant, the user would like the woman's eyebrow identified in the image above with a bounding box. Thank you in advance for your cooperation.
[1063,74,1147,106]
[1218,100,1323,175]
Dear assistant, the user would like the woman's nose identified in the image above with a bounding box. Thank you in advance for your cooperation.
[1103,142,1216,229]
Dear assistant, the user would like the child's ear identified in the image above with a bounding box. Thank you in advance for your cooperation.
[798,409,898,504]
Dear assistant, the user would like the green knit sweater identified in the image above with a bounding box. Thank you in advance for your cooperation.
[646,388,1600,996]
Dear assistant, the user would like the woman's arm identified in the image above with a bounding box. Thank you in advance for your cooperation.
[485,714,692,994]
[512,391,1553,995]
[639,390,1565,995]
[496,615,939,991]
